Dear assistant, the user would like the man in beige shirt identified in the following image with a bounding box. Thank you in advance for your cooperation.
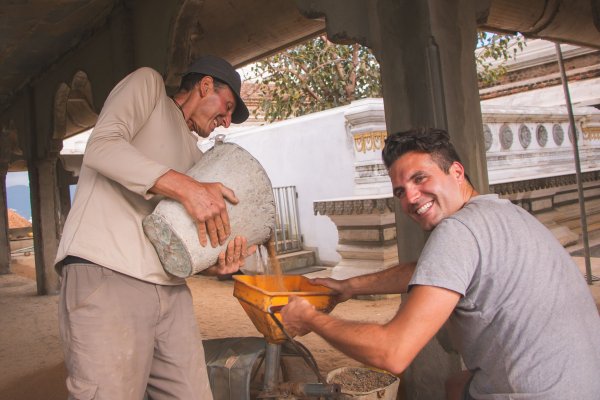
[56,56,252,399]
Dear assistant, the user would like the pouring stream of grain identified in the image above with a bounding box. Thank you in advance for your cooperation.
[257,237,286,291]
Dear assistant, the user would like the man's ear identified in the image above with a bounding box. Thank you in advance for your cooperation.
[449,161,465,183]
[197,76,214,97]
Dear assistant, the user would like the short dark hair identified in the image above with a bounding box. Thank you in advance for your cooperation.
[178,73,228,92]
[382,128,471,183]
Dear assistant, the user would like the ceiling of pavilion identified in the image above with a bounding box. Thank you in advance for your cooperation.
[2,0,600,117]
[0,0,325,113]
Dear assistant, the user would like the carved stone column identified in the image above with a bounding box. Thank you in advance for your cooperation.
[312,99,399,279]
[314,195,397,279]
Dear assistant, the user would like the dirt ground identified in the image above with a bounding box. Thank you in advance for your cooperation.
[1,254,599,400]
[0,255,400,400]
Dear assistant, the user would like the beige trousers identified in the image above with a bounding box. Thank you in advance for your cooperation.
[58,263,213,400]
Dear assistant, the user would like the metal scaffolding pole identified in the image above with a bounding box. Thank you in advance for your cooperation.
[554,42,593,285]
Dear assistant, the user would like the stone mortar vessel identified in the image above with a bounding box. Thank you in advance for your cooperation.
[143,141,276,277]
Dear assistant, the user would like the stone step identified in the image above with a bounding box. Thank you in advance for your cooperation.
[276,249,316,273]
[537,198,600,247]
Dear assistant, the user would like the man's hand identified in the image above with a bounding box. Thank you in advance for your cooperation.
[310,277,352,311]
[202,236,257,276]
[281,296,318,337]
[180,181,238,247]
[151,170,238,247]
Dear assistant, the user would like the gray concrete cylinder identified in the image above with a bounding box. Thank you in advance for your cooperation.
[143,141,275,277]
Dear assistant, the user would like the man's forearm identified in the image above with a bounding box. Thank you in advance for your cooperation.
[346,262,416,296]
[300,284,458,376]
[304,311,411,375]
[150,169,195,202]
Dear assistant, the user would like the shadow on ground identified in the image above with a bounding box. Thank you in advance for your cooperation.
[0,363,67,400]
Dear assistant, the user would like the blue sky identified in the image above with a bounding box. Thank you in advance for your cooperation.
[6,171,29,187]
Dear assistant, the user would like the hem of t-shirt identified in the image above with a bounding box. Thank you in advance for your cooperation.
[407,278,466,297]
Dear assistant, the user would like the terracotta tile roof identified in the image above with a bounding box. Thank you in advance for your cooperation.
[8,209,31,229]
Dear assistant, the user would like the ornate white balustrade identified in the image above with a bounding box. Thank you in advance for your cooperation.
[482,104,600,185]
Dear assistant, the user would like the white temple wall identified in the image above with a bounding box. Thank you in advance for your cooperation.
[226,107,355,265]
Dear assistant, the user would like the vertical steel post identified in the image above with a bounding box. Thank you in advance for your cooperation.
[263,343,281,394]
[555,42,593,285]
[291,187,301,248]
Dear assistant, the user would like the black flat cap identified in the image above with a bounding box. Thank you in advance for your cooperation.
[184,55,249,124]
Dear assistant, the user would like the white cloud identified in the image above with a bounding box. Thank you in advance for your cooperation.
[6,171,29,187]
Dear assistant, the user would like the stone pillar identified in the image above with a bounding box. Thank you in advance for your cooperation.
[0,167,10,275]
[0,127,13,274]
[296,1,488,398]
[29,157,61,295]
[20,83,64,295]
[313,99,399,279]
[374,0,489,262]
[314,196,397,279]
[378,5,486,396]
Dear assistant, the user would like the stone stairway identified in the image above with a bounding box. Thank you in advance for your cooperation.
[272,226,323,275]
[536,197,600,249]
[276,249,322,275]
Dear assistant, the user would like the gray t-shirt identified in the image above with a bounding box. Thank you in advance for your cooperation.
[410,194,600,399]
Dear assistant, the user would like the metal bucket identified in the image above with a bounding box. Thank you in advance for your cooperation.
[326,367,400,400]
[143,141,276,277]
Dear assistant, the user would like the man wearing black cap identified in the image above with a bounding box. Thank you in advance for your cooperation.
[55,56,251,400]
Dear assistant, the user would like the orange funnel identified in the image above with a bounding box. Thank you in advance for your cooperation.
[233,275,333,343]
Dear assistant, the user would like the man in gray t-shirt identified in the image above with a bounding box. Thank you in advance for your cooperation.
[281,128,600,399]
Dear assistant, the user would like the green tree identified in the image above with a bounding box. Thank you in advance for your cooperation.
[251,33,524,122]
[476,31,526,86]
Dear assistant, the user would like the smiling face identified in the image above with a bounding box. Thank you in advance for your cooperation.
[389,151,471,231]
[181,77,236,137]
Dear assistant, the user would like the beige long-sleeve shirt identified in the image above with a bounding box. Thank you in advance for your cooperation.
[56,67,202,285]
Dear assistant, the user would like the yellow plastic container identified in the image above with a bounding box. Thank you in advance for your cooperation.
[233,275,333,343]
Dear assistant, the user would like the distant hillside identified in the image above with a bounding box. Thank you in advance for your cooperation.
[7,185,31,221]
[6,185,77,222]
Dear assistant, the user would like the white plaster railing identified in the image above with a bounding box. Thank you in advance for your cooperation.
[315,98,600,208]
[481,104,600,185]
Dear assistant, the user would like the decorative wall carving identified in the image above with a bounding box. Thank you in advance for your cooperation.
[499,124,513,150]
[353,131,388,153]
[518,124,531,149]
[53,71,98,143]
[536,124,548,147]
[490,171,600,195]
[582,124,600,139]
[483,124,493,151]
[552,123,564,145]
[314,197,395,216]
[355,164,389,178]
